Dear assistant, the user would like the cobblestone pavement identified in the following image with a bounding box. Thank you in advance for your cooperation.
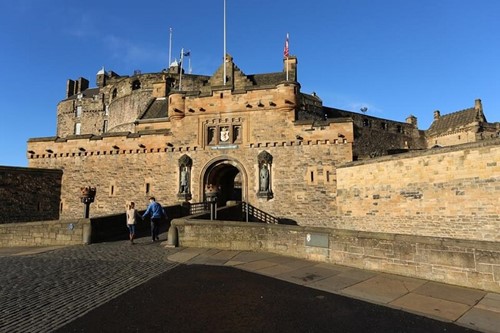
[0,238,179,333]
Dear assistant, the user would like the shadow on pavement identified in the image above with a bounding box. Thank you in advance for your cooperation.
[56,264,478,333]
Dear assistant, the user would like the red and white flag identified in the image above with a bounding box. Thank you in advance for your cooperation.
[283,33,289,58]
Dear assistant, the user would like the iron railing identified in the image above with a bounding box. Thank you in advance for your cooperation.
[241,202,279,224]
[186,201,280,224]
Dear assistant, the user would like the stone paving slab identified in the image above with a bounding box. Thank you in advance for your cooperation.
[273,263,341,285]
[390,292,471,322]
[309,274,371,292]
[475,293,500,313]
[166,247,209,263]
[458,307,500,333]
[340,274,427,304]
[253,260,316,277]
[413,281,487,306]
[236,259,281,271]
[226,251,278,264]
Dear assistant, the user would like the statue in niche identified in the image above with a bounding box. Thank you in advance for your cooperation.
[233,125,241,142]
[257,150,273,199]
[207,127,215,144]
[259,164,269,192]
[180,166,189,194]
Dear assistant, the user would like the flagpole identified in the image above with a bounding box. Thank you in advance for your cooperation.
[169,28,173,68]
[285,33,289,81]
[223,0,227,85]
[179,48,184,90]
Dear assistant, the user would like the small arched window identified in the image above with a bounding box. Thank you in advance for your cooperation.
[112,88,117,99]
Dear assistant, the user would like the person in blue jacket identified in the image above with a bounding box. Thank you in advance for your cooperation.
[142,197,166,242]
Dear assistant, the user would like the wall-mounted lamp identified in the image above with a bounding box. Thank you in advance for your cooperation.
[269,101,276,106]
[338,133,345,138]
[138,144,146,148]
[28,150,35,154]
[188,108,195,113]
[245,103,252,108]
[79,147,86,152]
[257,100,264,107]
[295,135,303,141]
[45,149,53,154]
[112,145,120,150]
[199,107,206,112]
[166,143,174,147]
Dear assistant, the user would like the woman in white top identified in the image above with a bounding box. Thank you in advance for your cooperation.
[126,202,139,244]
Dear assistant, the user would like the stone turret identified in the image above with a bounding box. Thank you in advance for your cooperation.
[406,115,417,127]
[168,91,186,120]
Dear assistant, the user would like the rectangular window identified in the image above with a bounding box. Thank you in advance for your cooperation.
[75,123,81,135]
[145,183,150,194]
[103,120,108,133]
[76,106,82,117]
[105,105,109,116]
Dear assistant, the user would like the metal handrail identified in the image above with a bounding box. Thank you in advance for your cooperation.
[186,201,279,224]
[242,202,279,224]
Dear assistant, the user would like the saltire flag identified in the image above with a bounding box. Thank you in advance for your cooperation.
[283,33,289,58]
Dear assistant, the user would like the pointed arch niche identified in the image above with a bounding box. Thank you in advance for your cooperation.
[257,150,273,199]
[177,154,192,201]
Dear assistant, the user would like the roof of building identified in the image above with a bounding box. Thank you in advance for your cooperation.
[247,73,287,86]
[66,88,100,100]
[427,107,485,135]
[140,98,168,120]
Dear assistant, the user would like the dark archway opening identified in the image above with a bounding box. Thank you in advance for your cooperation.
[204,161,243,207]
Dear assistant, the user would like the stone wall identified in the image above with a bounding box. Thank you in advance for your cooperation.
[0,166,62,223]
[334,139,500,241]
[0,219,90,246]
[170,219,500,293]
[27,132,352,225]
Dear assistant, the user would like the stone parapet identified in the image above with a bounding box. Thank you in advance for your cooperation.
[170,219,500,293]
[0,219,90,247]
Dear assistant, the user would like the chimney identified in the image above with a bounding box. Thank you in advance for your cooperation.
[76,77,89,93]
[433,110,440,120]
[66,79,75,98]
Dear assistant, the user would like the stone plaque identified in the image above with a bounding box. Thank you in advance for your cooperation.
[305,233,329,248]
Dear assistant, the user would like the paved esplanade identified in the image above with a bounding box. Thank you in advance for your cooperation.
[0,240,179,333]
[1,238,499,332]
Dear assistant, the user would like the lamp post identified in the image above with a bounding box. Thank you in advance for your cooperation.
[204,184,218,220]
[80,186,96,218]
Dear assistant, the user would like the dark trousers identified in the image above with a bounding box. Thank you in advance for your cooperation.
[151,217,161,240]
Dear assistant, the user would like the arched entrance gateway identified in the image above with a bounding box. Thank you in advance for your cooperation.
[202,158,247,206]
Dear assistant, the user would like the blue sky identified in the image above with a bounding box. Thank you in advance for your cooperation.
[1,0,499,167]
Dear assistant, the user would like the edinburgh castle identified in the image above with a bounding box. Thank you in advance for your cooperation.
[0,47,497,293]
